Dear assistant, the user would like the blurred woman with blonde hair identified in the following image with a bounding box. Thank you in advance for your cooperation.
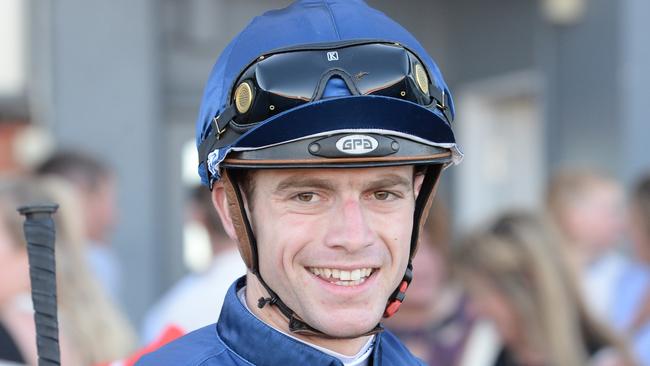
[453,210,634,366]
[0,176,136,365]
[546,170,627,320]
[385,199,477,365]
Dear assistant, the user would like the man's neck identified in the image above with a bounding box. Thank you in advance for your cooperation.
[244,272,372,356]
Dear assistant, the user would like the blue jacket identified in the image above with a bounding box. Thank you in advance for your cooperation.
[137,277,424,365]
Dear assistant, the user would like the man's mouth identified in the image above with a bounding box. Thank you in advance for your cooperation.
[308,267,375,286]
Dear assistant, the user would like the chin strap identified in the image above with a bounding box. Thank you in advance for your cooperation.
[384,262,413,318]
[254,269,384,338]
[383,165,442,319]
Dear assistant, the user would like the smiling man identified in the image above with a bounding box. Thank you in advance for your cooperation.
[242,167,420,346]
[137,1,461,365]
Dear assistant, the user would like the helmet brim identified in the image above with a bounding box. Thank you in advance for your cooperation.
[211,95,460,172]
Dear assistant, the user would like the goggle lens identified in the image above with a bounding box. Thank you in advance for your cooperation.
[231,42,441,128]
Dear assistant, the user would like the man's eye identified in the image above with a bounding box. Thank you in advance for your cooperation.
[373,191,393,200]
[296,193,315,202]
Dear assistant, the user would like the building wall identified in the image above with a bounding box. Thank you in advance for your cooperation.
[540,0,622,175]
[620,0,650,184]
[445,0,538,86]
[29,0,164,324]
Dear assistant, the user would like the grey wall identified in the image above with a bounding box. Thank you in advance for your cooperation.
[30,0,164,323]
[540,0,622,175]
[445,0,538,86]
[620,0,650,184]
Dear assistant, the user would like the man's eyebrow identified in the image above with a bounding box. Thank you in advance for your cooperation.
[274,173,413,193]
[274,176,336,193]
[364,174,413,191]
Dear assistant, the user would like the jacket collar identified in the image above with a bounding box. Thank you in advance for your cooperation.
[217,277,384,366]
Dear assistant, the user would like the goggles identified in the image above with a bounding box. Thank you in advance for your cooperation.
[209,41,452,140]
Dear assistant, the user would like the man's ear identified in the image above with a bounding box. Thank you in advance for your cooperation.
[211,182,238,241]
[413,171,426,199]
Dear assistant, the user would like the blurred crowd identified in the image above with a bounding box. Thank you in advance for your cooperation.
[1,146,650,366]
[385,170,650,366]
[0,150,137,365]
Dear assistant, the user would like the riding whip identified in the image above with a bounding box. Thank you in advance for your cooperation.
[18,204,61,366]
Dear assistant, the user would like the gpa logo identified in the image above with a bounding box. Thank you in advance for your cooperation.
[326,51,339,61]
[336,135,379,155]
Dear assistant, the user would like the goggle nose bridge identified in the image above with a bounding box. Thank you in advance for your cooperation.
[311,69,363,100]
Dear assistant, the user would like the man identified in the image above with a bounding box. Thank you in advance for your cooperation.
[138,0,462,365]
[35,150,122,302]
[546,170,628,319]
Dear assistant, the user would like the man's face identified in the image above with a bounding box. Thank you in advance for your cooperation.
[247,166,420,337]
[566,183,624,254]
[83,176,117,242]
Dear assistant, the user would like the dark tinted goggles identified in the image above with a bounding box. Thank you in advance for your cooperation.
[226,42,451,130]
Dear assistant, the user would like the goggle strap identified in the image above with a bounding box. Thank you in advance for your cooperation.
[198,106,237,179]
[431,86,452,123]
[214,106,237,137]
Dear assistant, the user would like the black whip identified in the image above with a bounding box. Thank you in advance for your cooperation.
[18,204,61,366]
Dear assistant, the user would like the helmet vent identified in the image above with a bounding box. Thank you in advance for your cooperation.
[235,81,253,114]
[414,63,429,95]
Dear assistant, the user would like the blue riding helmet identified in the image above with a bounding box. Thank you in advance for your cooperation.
[196,0,461,187]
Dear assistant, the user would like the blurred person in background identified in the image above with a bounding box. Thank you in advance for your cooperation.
[453,211,634,366]
[546,170,628,320]
[0,176,136,365]
[609,174,650,365]
[35,150,122,302]
[385,199,476,365]
[141,185,245,343]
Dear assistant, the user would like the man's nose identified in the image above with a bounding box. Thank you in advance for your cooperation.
[324,198,374,252]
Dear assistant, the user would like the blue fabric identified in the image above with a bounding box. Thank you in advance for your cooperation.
[609,263,650,366]
[322,77,352,98]
[195,0,456,185]
[137,277,424,366]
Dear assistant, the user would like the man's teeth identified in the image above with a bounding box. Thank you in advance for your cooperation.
[308,267,374,285]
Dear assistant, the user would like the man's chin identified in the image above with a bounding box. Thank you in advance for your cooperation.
[322,326,380,339]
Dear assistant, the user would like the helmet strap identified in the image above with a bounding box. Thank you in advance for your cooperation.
[383,164,442,318]
[384,261,413,318]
